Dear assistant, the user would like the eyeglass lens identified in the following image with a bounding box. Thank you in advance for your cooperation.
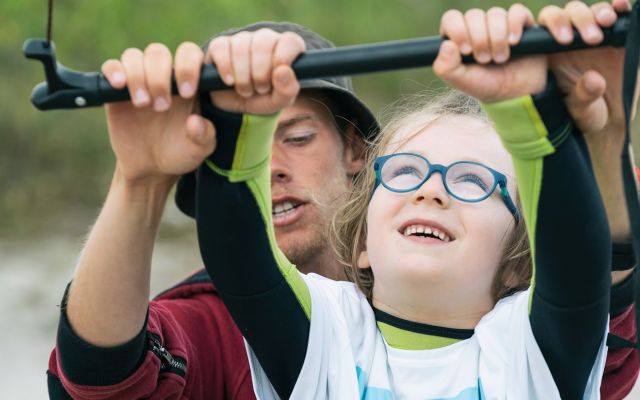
[380,155,496,201]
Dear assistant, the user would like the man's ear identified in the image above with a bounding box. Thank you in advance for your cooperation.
[357,249,370,269]
[343,126,366,176]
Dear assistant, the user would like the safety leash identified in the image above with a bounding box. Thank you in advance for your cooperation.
[46,0,53,47]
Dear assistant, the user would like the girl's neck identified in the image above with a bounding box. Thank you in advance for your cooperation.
[370,288,494,330]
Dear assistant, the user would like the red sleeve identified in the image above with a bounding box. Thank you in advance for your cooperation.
[601,166,640,399]
[601,305,640,400]
[47,280,256,400]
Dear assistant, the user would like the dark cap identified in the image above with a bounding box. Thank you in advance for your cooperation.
[175,21,379,218]
[204,21,378,139]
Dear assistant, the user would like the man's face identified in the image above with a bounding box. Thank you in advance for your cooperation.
[271,94,362,271]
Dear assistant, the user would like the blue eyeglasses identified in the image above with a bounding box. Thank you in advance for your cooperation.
[373,152,519,220]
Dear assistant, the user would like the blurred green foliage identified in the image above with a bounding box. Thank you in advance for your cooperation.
[2,0,637,237]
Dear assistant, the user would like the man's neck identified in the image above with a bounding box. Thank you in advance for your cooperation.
[297,248,347,281]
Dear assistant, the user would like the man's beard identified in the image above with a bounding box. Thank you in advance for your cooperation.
[281,220,329,268]
[276,167,351,271]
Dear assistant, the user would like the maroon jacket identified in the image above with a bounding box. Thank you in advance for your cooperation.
[602,305,639,400]
[47,270,255,400]
[48,267,639,399]
[600,166,640,399]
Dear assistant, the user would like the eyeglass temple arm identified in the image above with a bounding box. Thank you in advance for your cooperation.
[498,183,520,221]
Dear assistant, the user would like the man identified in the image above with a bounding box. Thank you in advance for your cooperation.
[46,22,377,399]
[47,13,638,400]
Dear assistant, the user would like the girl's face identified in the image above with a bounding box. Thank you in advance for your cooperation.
[360,115,517,326]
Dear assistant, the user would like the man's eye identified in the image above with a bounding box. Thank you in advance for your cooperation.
[285,133,315,145]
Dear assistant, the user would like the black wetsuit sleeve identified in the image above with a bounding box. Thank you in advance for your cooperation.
[195,98,310,399]
[483,77,610,399]
[53,283,148,387]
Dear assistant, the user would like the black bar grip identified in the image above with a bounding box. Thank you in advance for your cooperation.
[24,13,630,111]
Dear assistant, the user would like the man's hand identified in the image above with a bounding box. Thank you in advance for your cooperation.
[102,42,216,188]
[65,30,306,349]
[539,0,637,250]
[539,0,632,147]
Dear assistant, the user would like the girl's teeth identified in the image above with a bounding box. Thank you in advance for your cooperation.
[402,224,450,242]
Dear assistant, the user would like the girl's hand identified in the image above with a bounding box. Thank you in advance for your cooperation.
[434,4,547,103]
[206,29,305,115]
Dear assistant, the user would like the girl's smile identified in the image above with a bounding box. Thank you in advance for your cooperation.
[398,219,454,243]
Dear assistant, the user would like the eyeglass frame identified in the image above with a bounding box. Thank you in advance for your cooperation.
[372,152,519,220]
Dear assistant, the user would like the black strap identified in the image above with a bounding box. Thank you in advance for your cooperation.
[613,242,637,271]
[619,0,640,352]
[46,0,53,47]
[607,333,640,349]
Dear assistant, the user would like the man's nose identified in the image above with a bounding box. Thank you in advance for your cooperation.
[271,146,292,184]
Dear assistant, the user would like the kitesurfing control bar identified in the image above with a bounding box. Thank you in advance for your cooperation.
[24,13,630,111]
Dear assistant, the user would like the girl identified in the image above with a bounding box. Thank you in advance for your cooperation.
[196,4,622,399]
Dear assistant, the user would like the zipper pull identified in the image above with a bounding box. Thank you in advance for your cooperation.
[148,333,187,375]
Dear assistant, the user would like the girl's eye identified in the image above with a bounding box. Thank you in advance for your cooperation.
[392,166,421,178]
[284,133,315,145]
[456,174,489,192]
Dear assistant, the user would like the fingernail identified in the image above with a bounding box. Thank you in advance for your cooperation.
[276,72,291,85]
[239,89,254,98]
[460,43,472,54]
[225,74,234,85]
[135,89,150,105]
[153,97,170,112]
[584,78,599,94]
[559,27,573,43]
[256,85,270,95]
[494,52,508,64]
[508,33,518,45]
[597,8,615,20]
[585,25,602,41]
[477,52,491,64]
[112,72,125,85]
[180,82,194,97]
[194,119,205,141]
[442,43,455,56]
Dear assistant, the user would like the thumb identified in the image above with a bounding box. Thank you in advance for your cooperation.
[186,114,217,156]
[574,71,606,106]
[566,71,608,133]
[433,40,466,86]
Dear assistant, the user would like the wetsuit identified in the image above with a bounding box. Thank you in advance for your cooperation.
[196,77,611,399]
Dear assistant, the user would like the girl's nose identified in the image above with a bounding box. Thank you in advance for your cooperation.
[411,172,450,208]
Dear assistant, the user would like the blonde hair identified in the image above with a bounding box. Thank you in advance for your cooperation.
[330,89,531,301]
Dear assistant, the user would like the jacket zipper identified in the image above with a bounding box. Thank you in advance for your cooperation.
[147,332,187,377]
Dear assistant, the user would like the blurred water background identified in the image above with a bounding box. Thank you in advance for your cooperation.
[2,0,639,397]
